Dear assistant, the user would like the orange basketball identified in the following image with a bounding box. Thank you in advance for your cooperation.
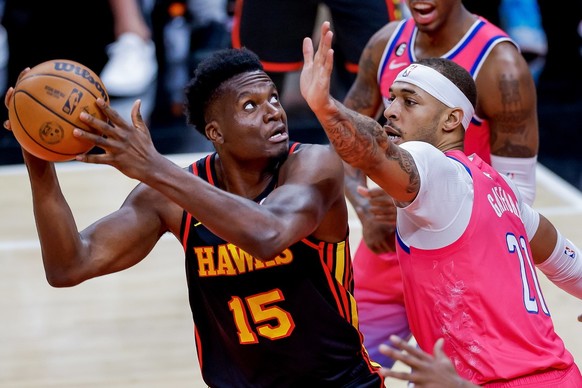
[7,59,109,161]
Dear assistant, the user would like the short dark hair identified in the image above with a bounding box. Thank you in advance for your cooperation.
[184,47,264,136]
[415,57,477,109]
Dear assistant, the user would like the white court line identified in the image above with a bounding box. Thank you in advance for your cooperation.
[0,153,205,252]
[0,239,39,251]
[535,164,582,216]
[0,152,210,176]
[0,232,177,252]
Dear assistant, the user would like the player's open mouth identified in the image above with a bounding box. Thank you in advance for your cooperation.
[411,3,434,14]
[410,2,437,24]
[269,127,288,142]
[384,125,401,143]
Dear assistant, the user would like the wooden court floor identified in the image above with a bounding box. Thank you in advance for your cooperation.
[1,154,581,387]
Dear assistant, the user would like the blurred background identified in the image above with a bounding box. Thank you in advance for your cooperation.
[0,0,580,191]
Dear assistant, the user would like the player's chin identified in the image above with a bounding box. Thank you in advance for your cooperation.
[270,139,290,159]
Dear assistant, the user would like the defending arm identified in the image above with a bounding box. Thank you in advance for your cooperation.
[536,230,582,299]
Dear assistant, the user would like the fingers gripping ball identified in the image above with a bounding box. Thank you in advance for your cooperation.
[8,59,109,161]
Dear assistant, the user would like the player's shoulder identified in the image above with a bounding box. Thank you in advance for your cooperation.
[358,21,403,70]
[284,143,343,177]
[479,40,526,75]
[475,41,532,95]
[368,21,401,47]
[289,142,338,161]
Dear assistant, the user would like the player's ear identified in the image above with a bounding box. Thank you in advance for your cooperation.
[443,108,463,132]
[206,121,224,143]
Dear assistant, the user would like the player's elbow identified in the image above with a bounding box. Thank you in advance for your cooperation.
[44,268,84,288]
[242,226,295,262]
[250,234,289,262]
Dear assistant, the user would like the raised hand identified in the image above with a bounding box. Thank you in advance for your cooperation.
[300,21,335,113]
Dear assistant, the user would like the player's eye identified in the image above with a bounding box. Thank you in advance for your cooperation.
[243,101,256,111]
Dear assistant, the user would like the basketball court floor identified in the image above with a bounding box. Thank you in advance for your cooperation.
[1,154,581,387]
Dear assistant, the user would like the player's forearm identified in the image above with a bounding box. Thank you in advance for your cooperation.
[142,156,315,260]
[311,97,388,172]
[536,228,582,299]
[25,156,87,285]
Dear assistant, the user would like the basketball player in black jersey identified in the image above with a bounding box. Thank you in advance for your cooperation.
[3,47,385,386]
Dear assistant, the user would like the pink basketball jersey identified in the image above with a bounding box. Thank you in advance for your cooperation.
[396,150,575,385]
[378,18,516,164]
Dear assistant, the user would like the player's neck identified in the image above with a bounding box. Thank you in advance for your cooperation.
[414,9,477,58]
[214,155,278,199]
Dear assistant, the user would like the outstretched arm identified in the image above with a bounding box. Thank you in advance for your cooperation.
[379,335,478,388]
[478,42,539,205]
[531,213,582,300]
[342,24,398,253]
[300,22,419,204]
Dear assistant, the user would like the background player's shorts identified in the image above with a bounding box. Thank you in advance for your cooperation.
[232,0,395,73]
[353,241,411,368]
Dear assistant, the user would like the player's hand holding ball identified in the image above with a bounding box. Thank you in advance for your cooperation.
[5,58,162,184]
[5,59,109,162]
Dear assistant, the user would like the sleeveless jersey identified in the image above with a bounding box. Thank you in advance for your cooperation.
[396,150,574,385]
[378,17,516,164]
[179,143,383,387]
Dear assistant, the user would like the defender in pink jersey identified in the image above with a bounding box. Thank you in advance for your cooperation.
[342,0,539,367]
[302,22,582,386]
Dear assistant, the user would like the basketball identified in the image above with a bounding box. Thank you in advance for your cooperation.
[7,59,109,162]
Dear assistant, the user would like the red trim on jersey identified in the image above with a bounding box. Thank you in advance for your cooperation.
[289,142,300,153]
[181,162,199,251]
[344,61,359,74]
[195,326,203,370]
[332,243,352,323]
[230,0,243,49]
[322,259,347,319]
[204,154,214,185]
[260,60,303,73]
[386,0,396,21]
[302,237,352,321]
[182,213,192,252]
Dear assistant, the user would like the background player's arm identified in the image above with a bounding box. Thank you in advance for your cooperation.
[343,23,396,119]
[343,23,396,205]
[476,42,539,204]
